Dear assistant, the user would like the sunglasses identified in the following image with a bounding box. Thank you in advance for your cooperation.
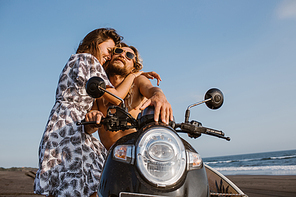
[113,47,135,60]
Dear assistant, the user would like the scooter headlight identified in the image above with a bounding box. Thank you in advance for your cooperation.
[136,127,186,187]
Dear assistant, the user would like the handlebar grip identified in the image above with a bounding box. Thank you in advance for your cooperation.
[205,128,224,136]
[205,128,230,141]
[76,120,102,127]
[179,123,230,141]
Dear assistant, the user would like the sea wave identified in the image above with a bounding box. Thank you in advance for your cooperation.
[213,165,296,175]
[204,150,296,175]
[215,165,296,171]
[270,154,296,160]
[204,154,296,165]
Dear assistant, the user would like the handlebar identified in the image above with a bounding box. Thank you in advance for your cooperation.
[77,106,230,141]
[76,106,138,132]
[176,122,230,141]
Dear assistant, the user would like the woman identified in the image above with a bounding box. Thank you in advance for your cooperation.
[34,28,154,197]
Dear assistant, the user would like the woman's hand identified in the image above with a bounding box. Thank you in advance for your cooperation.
[141,71,162,86]
[131,71,144,78]
[84,110,104,134]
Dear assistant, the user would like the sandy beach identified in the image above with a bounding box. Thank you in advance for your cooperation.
[227,175,296,197]
[1,168,296,197]
[0,169,42,197]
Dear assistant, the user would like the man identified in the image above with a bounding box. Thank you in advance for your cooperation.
[85,43,173,150]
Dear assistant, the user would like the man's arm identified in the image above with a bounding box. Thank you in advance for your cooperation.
[136,75,173,124]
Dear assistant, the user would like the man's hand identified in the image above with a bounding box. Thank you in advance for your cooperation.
[84,110,104,134]
[140,90,173,124]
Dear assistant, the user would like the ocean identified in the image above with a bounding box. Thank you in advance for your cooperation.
[203,149,296,175]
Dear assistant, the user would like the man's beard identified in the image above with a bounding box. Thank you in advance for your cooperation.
[105,60,131,77]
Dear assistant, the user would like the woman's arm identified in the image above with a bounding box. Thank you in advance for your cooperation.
[102,71,162,105]
[103,71,143,105]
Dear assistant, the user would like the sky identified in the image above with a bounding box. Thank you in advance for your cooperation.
[0,0,295,168]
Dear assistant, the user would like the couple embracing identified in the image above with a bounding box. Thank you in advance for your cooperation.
[34,28,173,197]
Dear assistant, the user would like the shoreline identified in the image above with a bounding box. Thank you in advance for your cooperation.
[0,169,295,197]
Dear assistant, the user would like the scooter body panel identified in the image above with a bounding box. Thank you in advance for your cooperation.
[98,131,209,197]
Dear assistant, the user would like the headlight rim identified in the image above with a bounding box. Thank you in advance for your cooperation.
[135,125,187,188]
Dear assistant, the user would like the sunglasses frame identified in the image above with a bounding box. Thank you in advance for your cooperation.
[113,47,135,60]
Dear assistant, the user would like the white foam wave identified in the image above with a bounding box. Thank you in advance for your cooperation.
[205,154,296,165]
[215,165,296,172]
[213,165,296,175]
[270,154,296,160]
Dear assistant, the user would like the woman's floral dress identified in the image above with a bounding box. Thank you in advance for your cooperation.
[34,53,112,197]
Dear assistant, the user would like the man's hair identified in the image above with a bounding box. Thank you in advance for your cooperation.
[118,42,143,72]
[76,28,123,61]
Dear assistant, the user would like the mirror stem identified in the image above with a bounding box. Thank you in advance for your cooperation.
[185,98,212,123]
[185,109,190,123]
[187,98,212,110]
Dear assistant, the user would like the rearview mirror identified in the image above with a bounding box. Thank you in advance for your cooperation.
[86,77,106,98]
[204,88,224,109]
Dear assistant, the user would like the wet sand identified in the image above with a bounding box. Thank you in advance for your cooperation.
[0,168,296,197]
[227,175,296,197]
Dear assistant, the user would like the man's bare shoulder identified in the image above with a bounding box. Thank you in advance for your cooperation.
[134,75,153,87]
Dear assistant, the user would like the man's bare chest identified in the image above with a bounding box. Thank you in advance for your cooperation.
[98,84,146,117]
[124,84,146,112]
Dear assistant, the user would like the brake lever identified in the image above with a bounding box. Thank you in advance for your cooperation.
[179,122,230,141]
[204,127,230,141]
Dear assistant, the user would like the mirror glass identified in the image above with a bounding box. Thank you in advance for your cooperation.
[86,77,106,98]
[204,88,224,109]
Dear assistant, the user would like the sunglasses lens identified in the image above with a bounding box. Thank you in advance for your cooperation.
[114,48,123,54]
[126,52,135,60]
[114,48,135,60]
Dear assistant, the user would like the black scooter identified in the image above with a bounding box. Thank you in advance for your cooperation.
[78,77,247,197]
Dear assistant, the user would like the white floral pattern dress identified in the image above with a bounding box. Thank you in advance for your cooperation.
[34,53,112,197]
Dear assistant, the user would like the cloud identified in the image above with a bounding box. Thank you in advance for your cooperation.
[277,0,296,20]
